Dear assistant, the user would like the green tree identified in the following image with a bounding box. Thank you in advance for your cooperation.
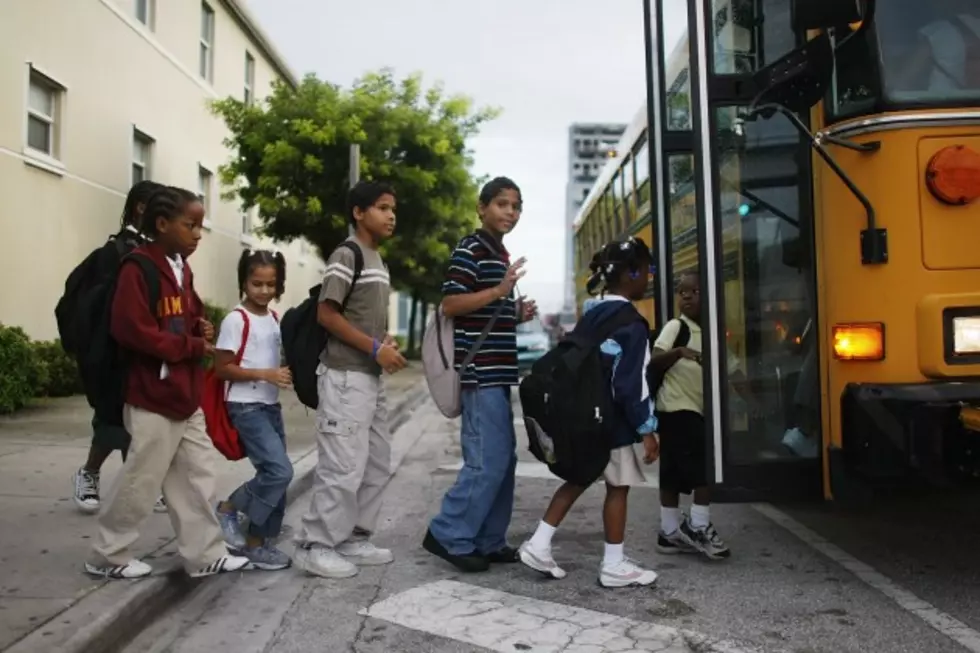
[211,69,497,344]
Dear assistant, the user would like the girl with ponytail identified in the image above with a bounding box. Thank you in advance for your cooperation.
[212,248,294,571]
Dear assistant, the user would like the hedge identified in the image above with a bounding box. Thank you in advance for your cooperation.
[0,299,230,413]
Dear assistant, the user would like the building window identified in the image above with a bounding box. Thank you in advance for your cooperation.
[197,165,213,213]
[132,130,153,184]
[26,68,64,160]
[199,2,215,82]
[244,52,255,104]
[134,0,155,29]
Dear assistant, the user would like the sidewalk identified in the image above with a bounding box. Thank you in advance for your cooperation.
[0,365,427,652]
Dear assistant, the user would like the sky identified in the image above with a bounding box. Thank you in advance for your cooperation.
[242,0,662,314]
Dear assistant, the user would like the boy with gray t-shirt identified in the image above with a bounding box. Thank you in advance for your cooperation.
[294,181,407,579]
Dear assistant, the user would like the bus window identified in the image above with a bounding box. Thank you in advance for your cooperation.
[634,136,651,207]
[711,0,799,75]
[877,0,980,106]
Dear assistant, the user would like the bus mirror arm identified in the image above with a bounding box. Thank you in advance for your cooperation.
[736,102,887,266]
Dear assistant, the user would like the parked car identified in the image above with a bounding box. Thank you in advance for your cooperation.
[516,317,549,375]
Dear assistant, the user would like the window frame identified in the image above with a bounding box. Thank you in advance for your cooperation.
[199,2,216,83]
[244,51,256,104]
[134,0,155,30]
[197,164,214,228]
[131,129,154,185]
[24,65,66,169]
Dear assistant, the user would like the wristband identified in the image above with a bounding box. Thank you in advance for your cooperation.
[371,339,381,360]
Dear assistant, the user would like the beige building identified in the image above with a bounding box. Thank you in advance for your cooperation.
[0,0,406,341]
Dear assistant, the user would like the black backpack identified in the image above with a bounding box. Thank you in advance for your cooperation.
[646,318,691,396]
[55,236,131,355]
[76,253,160,427]
[280,241,363,410]
[519,303,645,486]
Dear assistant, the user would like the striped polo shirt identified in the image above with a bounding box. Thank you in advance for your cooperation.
[442,230,518,388]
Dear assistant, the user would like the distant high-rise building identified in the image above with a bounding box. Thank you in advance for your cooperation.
[563,122,627,312]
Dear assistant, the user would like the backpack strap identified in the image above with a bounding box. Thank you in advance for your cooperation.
[336,241,365,313]
[125,253,160,320]
[225,308,251,400]
[271,309,279,322]
[674,318,691,349]
[569,303,643,349]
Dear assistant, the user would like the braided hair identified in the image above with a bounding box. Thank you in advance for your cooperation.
[138,186,200,238]
[120,180,164,230]
[585,236,652,296]
[237,248,287,300]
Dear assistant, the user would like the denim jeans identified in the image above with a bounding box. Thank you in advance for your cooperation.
[227,402,293,538]
[429,386,517,556]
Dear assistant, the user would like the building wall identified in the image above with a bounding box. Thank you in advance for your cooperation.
[0,0,332,340]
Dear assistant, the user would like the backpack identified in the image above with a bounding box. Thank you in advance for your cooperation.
[421,234,507,419]
[55,236,129,355]
[646,318,691,397]
[519,303,645,486]
[202,308,279,460]
[280,241,363,410]
[76,253,160,427]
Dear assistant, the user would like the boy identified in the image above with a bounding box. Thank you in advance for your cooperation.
[293,180,407,579]
[423,176,537,573]
[650,271,731,560]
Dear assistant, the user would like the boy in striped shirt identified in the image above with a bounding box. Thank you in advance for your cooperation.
[424,177,538,572]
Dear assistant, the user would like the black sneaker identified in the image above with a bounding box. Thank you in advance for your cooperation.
[484,546,520,564]
[679,520,731,560]
[656,530,697,554]
[422,529,490,573]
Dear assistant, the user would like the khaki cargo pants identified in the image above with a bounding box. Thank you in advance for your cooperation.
[89,406,228,573]
[296,367,392,548]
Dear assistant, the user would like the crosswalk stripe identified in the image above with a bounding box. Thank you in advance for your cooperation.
[360,580,759,652]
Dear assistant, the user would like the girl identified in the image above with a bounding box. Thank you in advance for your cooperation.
[86,186,249,579]
[214,249,293,571]
[518,237,661,588]
[72,180,169,516]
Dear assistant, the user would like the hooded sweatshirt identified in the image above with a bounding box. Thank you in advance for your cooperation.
[109,242,207,421]
[576,295,657,448]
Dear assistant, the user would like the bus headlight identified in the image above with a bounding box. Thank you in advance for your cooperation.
[953,317,980,355]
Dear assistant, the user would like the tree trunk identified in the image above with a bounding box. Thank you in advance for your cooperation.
[419,302,429,344]
[407,293,420,356]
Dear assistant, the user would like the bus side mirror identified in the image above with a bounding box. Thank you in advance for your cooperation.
[749,31,834,114]
[791,0,863,32]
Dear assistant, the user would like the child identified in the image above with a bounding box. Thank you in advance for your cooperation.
[213,249,293,571]
[423,176,536,573]
[650,271,731,560]
[293,180,407,579]
[72,180,169,516]
[85,186,249,579]
[518,237,660,588]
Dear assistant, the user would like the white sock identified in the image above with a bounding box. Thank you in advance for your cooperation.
[661,507,681,535]
[529,521,557,551]
[690,504,710,530]
[603,542,624,566]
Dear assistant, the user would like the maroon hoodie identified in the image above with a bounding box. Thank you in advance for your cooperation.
[110,243,208,421]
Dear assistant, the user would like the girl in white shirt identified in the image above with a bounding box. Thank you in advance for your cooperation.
[213,249,294,570]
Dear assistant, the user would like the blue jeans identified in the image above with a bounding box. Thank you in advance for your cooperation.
[429,386,517,556]
[227,403,293,538]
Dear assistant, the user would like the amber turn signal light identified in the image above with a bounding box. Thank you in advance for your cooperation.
[832,323,884,361]
[925,145,980,206]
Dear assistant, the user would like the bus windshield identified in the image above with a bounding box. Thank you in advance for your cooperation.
[876,0,980,106]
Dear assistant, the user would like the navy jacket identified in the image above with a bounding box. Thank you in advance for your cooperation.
[577,296,657,448]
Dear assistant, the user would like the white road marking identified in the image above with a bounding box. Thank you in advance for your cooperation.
[753,503,980,653]
[360,580,760,653]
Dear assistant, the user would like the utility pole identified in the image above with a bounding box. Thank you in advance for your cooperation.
[348,144,360,237]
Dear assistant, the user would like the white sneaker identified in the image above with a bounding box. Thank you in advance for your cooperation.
[295,545,359,578]
[154,496,168,513]
[337,540,394,566]
[84,559,152,580]
[188,554,250,578]
[518,541,567,579]
[72,468,100,514]
[599,558,658,588]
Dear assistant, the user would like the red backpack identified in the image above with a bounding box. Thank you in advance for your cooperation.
[202,308,278,460]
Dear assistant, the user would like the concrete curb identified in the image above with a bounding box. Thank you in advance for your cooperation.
[4,385,431,653]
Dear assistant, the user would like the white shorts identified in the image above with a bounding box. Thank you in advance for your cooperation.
[603,444,648,487]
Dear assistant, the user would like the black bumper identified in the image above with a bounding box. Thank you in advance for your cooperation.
[831,381,980,494]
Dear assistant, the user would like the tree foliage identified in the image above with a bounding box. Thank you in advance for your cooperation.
[211,69,499,302]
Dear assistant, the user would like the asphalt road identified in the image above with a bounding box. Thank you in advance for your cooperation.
[121,399,980,653]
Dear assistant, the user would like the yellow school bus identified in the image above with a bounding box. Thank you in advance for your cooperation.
[575,0,980,501]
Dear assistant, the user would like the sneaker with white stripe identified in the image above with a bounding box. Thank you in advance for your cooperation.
[518,541,567,579]
[598,558,658,588]
[188,554,250,578]
[84,559,153,579]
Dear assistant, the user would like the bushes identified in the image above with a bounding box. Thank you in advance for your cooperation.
[0,325,38,414]
[202,301,229,370]
[32,340,84,397]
